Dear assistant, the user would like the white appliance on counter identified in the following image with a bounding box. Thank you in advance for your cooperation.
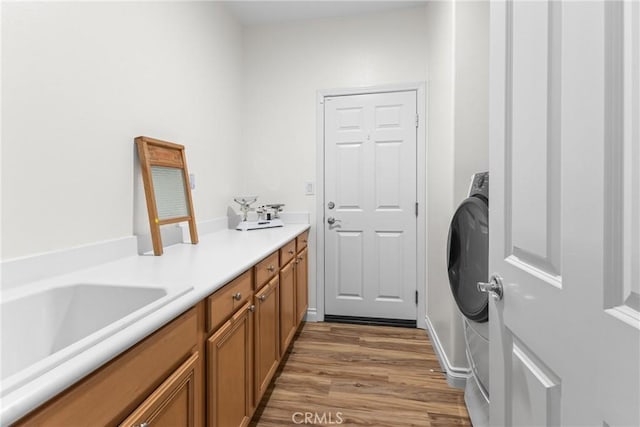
[232,196,285,231]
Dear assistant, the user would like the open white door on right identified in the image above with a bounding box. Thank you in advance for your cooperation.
[488,1,639,426]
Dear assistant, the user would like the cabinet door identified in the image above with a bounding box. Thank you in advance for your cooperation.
[295,247,309,325]
[254,277,279,403]
[279,259,296,356]
[207,302,253,427]
[120,352,200,427]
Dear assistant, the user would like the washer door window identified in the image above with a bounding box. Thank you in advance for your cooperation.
[447,196,489,322]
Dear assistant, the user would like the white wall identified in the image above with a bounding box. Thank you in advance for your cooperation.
[242,6,429,314]
[454,2,490,204]
[1,1,244,259]
[425,0,489,371]
[2,0,489,376]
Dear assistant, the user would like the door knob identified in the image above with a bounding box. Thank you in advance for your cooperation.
[477,274,504,301]
[327,217,341,225]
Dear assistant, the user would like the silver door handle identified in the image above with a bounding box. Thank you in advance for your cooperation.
[327,217,341,225]
[477,274,504,301]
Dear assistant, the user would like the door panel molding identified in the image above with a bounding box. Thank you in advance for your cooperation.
[316,82,427,328]
[324,91,416,319]
[491,1,640,425]
[510,340,561,427]
[504,0,562,281]
[604,0,640,317]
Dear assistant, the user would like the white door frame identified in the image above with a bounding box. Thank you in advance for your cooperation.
[315,82,427,329]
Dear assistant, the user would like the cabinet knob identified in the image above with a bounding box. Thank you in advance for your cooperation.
[297,256,303,262]
[288,249,295,255]
[303,239,307,243]
[248,304,256,312]
[136,423,149,427]
[259,294,267,302]
[267,265,275,273]
[232,292,242,301]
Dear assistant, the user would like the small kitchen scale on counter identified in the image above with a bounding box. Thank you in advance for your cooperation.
[233,196,285,231]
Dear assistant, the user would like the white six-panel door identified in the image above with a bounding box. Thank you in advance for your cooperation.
[324,91,417,320]
[489,1,639,425]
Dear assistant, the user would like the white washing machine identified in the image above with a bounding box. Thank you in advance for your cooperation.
[447,172,490,426]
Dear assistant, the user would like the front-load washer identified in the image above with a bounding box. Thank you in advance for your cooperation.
[447,172,490,427]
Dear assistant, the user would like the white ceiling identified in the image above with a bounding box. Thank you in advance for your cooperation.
[223,1,428,26]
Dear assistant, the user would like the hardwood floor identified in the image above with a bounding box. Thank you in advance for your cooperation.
[251,322,472,426]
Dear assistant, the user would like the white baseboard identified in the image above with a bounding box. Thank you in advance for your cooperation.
[304,308,319,322]
[425,315,470,389]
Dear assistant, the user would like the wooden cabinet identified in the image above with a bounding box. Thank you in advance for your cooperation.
[280,239,297,266]
[120,352,201,427]
[255,251,279,290]
[295,247,309,325]
[279,258,297,357]
[207,301,254,427]
[16,229,310,427]
[296,230,309,251]
[206,270,252,333]
[254,276,280,403]
[15,307,203,427]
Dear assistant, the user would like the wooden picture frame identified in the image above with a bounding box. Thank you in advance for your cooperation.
[135,136,198,255]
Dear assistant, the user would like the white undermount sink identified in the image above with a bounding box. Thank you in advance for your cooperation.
[0,283,191,395]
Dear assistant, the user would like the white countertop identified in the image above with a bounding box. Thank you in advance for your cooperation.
[0,223,309,425]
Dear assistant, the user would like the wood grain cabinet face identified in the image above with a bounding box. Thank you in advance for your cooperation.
[296,231,309,251]
[279,240,297,266]
[295,247,309,325]
[206,270,253,333]
[14,307,202,427]
[279,259,297,357]
[207,302,253,427]
[255,251,279,291]
[254,277,280,403]
[119,352,201,427]
[15,230,310,427]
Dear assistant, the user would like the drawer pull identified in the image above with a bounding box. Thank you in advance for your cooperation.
[267,265,275,273]
[136,423,149,427]
[248,304,256,312]
[259,294,267,302]
[288,249,295,255]
[233,292,242,301]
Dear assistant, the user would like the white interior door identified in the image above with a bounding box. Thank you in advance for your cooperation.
[324,91,417,321]
[489,1,640,426]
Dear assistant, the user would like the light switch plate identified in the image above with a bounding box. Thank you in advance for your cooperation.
[305,182,314,195]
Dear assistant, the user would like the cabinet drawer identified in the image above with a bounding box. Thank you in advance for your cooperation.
[255,251,279,290]
[280,240,297,266]
[207,270,253,333]
[296,231,309,251]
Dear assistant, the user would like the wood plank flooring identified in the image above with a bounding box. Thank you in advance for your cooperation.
[251,322,472,427]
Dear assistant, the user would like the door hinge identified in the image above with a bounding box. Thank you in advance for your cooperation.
[415,114,419,128]
[415,290,418,305]
[415,202,419,217]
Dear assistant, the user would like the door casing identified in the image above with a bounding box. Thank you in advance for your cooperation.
[315,82,427,328]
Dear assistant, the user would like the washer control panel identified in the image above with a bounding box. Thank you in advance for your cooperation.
[469,171,489,199]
